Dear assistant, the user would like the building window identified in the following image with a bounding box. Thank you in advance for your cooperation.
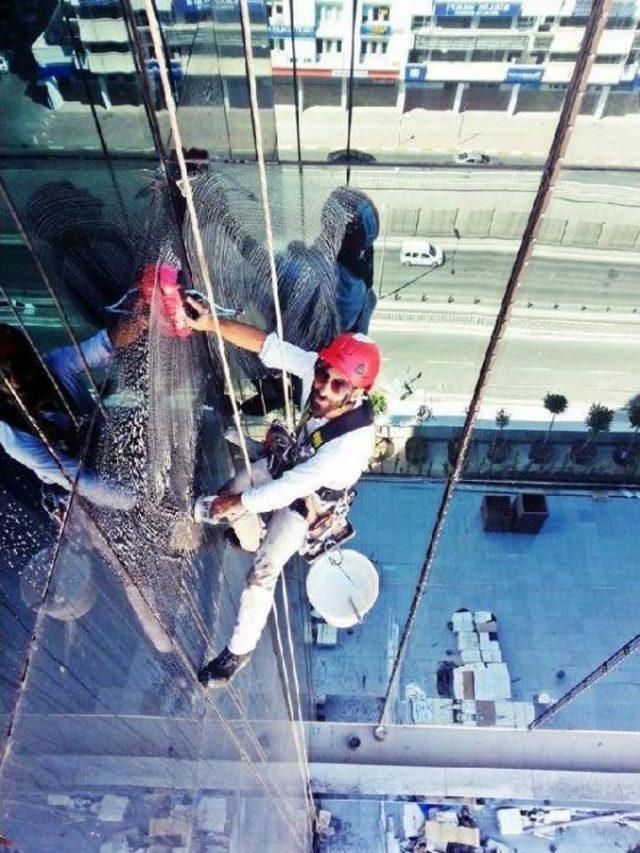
[317,3,342,23]
[549,52,579,61]
[559,16,589,27]
[594,54,625,63]
[85,42,130,54]
[538,16,557,32]
[316,38,342,57]
[429,49,467,61]
[477,16,512,29]
[435,16,472,28]
[516,16,535,29]
[470,49,506,62]
[605,17,635,29]
[267,2,284,19]
[362,5,390,23]
[411,15,431,30]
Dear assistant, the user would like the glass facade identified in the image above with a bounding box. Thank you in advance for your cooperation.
[1,1,639,851]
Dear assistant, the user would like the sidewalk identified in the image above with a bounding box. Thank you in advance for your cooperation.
[372,300,640,339]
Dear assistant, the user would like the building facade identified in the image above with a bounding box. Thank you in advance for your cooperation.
[268,0,640,117]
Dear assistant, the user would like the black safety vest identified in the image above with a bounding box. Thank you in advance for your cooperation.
[299,398,374,452]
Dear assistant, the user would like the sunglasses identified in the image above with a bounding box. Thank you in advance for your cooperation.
[314,360,352,396]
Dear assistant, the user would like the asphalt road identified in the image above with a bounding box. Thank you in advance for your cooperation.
[374,324,640,410]
[376,250,640,312]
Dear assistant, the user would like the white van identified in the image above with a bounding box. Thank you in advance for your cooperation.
[400,240,444,268]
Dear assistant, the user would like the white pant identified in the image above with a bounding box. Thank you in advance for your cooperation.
[221,457,309,656]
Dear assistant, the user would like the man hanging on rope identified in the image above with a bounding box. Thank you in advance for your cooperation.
[188,303,381,687]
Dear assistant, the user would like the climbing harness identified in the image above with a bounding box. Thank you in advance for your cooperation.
[265,399,373,563]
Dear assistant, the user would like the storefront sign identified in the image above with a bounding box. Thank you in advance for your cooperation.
[405,64,427,82]
[360,23,392,36]
[435,2,520,16]
[506,66,543,84]
[269,25,315,38]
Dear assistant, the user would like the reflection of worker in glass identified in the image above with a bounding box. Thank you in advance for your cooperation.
[192,178,380,413]
[322,186,380,336]
[219,184,380,336]
[187,302,381,688]
[0,310,147,513]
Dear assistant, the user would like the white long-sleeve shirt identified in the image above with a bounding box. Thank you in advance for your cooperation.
[240,332,375,514]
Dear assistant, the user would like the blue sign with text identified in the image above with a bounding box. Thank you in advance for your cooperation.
[269,25,315,38]
[435,2,520,16]
[405,64,427,83]
[505,66,543,84]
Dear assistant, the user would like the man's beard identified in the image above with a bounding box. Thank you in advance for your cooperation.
[310,387,337,417]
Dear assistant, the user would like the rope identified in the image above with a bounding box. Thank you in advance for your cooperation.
[143,1,311,838]
[344,0,359,186]
[143,0,253,478]
[276,576,317,828]
[0,178,108,421]
[529,631,640,729]
[375,0,613,734]
[287,0,303,168]
[237,0,294,432]
[237,0,315,829]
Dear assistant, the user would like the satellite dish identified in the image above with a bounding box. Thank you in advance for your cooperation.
[306,549,379,628]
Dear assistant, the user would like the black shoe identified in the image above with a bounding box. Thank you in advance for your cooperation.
[198,647,251,689]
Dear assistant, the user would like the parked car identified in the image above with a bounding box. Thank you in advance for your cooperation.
[400,239,444,267]
[455,152,490,165]
[327,149,377,165]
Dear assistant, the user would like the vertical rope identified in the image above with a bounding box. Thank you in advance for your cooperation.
[237,0,294,432]
[287,0,303,167]
[345,0,359,186]
[236,0,315,833]
[375,0,613,735]
[143,0,253,477]
[142,3,310,841]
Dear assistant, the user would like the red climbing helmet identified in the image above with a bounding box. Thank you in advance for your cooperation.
[318,333,380,391]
